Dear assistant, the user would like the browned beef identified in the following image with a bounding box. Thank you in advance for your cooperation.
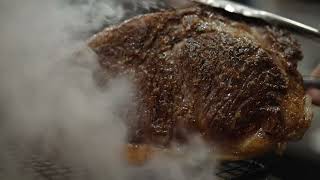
[88,3,312,160]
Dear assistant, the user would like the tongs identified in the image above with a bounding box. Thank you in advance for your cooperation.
[193,0,320,89]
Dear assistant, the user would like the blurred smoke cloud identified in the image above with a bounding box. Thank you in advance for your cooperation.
[0,0,216,179]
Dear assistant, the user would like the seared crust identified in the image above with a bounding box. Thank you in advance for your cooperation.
[89,4,311,160]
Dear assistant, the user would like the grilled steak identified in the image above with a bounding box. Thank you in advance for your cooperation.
[88,3,312,161]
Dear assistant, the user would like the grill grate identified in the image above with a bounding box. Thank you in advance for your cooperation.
[1,155,269,180]
[1,143,270,180]
[216,160,268,180]
[1,157,269,180]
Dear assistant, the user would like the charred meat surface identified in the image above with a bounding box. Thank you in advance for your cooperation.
[88,3,312,160]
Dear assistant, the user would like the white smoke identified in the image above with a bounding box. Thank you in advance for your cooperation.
[0,0,217,179]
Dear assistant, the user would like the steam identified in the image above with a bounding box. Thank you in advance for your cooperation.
[0,0,216,179]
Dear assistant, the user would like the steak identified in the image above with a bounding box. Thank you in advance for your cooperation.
[88,3,312,161]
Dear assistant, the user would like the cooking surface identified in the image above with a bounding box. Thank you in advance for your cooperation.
[0,142,272,180]
[1,141,319,180]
